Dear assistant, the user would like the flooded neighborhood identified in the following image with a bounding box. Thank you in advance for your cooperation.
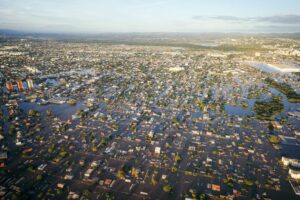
[0,34,300,200]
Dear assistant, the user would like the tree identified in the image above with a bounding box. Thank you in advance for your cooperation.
[56,189,62,195]
[268,123,274,133]
[28,109,40,118]
[151,176,157,185]
[269,136,280,144]
[83,189,90,197]
[254,99,284,120]
[91,144,97,152]
[28,109,35,116]
[35,111,41,117]
[175,154,182,163]
[104,192,115,200]
[200,193,206,200]
[163,184,172,193]
[67,99,77,105]
[9,124,17,134]
[46,109,53,116]
[171,166,178,173]
[117,168,125,179]
[59,150,68,157]
[165,142,171,148]
[197,99,205,112]
[78,110,86,118]
[244,179,254,186]
[131,167,139,178]
[36,175,43,181]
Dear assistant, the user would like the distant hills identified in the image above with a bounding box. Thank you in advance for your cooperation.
[1,29,300,50]
[1,29,300,40]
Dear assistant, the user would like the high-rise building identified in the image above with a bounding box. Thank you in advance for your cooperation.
[17,80,24,91]
[5,82,13,91]
[26,79,34,90]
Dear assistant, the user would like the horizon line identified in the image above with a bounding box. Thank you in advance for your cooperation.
[1,29,300,36]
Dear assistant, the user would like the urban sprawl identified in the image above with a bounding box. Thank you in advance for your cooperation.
[0,35,300,200]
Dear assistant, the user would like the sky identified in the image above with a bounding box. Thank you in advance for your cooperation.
[0,0,300,33]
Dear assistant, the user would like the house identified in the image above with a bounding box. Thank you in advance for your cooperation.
[212,184,221,192]
[271,121,282,129]
[67,191,79,199]
[289,166,300,179]
[202,114,210,121]
[188,146,196,151]
[37,164,47,171]
[104,179,112,186]
[57,183,65,189]
[64,175,74,180]
[91,160,100,167]
[84,168,94,178]
[282,156,300,167]
[0,152,7,160]
[154,147,161,154]
[281,144,300,168]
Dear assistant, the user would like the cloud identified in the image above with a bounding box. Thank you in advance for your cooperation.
[212,16,246,21]
[193,14,300,25]
[256,15,300,24]
[193,15,250,22]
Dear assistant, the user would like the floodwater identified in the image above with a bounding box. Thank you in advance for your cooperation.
[1,73,300,199]
[199,43,220,48]
[249,63,283,73]
[19,101,85,121]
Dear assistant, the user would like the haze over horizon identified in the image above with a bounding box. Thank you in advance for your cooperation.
[0,0,300,34]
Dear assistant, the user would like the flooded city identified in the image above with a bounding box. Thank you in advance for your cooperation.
[0,34,300,200]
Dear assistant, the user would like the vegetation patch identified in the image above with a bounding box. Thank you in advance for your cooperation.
[254,98,284,120]
[265,78,300,103]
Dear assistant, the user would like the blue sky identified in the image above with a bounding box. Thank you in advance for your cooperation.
[0,0,300,33]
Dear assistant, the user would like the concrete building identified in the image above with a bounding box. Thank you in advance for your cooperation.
[154,147,161,154]
[289,167,300,179]
[282,156,300,167]
[17,80,24,91]
[26,79,34,90]
[5,82,13,91]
